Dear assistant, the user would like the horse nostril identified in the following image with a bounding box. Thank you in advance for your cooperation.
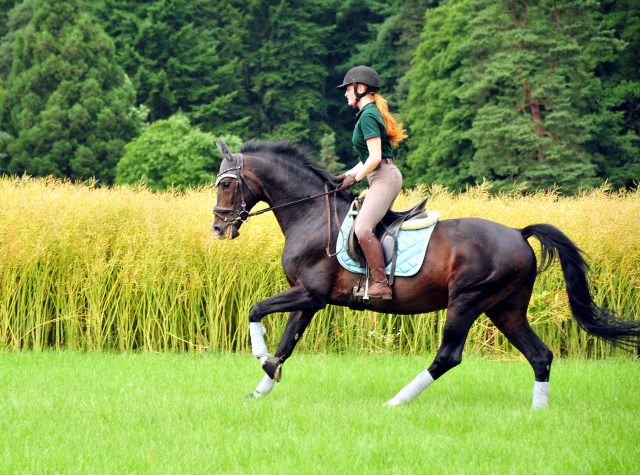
[212,226,221,235]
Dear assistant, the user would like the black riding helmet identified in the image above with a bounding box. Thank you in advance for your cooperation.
[336,66,380,106]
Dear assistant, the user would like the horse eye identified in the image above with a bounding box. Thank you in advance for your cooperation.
[222,182,231,190]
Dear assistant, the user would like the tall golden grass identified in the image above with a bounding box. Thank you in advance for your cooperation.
[0,175,638,357]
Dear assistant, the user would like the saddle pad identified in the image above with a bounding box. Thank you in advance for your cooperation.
[336,211,437,277]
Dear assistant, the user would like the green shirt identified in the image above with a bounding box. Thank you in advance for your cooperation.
[352,102,395,163]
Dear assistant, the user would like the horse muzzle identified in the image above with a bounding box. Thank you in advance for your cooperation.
[211,221,240,239]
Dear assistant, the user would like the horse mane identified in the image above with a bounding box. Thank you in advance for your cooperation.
[239,139,353,198]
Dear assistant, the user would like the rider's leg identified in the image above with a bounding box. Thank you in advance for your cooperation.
[357,230,392,299]
[354,164,402,299]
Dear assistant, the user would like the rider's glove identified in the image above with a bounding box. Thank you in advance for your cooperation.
[340,174,358,190]
[331,174,346,184]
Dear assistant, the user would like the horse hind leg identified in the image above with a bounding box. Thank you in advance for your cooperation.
[384,301,480,406]
[484,283,554,409]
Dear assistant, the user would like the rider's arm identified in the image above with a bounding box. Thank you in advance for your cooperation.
[354,137,382,181]
[345,161,364,177]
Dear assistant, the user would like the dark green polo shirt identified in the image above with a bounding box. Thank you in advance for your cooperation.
[352,102,395,163]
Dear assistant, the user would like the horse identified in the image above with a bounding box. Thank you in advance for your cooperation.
[211,139,640,408]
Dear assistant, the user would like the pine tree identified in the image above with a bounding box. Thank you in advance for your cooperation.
[0,1,19,38]
[461,0,620,193]
[589,0,640,189]
[318,132,344,173]
[241,0,336,147]
[0,0,32,81]
[92,0,248,135]
[403,0,476,190]
[0,0,141,182]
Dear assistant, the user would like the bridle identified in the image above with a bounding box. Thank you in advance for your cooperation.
[213,153,344,256]
[213,153,259,224]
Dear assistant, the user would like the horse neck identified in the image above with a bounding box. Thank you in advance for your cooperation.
[247,154,351,233]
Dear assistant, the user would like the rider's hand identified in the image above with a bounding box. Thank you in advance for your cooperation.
[340,174,358,190]
[331,174,346,184]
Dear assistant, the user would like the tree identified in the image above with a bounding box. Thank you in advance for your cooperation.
[0,0,19,38]
[92,0,249,135]
[0,0,32,81]
[460,0,620,193]
[241,0,336,147]
[116,113,241,191]
[317,132,344,173]
[0,0,141,183]
[588,0,640,189]
[402,0,476,190]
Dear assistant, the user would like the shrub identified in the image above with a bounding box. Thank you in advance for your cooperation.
[116,113,241,191]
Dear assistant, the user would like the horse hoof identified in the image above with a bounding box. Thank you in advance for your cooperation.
[262,356,283,381]
[245,391,262,399]
[274,364,282,383]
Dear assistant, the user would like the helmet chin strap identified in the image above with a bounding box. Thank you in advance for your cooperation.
[353,82,374,108]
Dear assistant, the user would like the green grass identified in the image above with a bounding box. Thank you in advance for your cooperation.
[0,352,637,474]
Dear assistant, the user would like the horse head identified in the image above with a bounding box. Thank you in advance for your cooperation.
[211,139,260,239]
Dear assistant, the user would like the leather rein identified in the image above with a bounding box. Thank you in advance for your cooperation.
[213,154,344,257]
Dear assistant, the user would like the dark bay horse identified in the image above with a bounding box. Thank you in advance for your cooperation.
[211,139,640,407]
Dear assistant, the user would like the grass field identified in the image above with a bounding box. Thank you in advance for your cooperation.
[0,352,637,474]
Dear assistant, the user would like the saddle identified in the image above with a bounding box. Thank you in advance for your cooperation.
[346,193,437,285]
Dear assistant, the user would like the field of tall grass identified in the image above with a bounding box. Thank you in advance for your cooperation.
[0,175,638,357]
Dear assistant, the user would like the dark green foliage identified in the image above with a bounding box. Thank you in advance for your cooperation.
[91,0,247,135]
[1,0,638,191]
[589,0,640,189]
[460,0,622,193]
[0,0,141,183]
[116,113,241,191]
[0,0,32,81]
[241,0,335,146]
[318,133,345,173]
[0,0,19,38]
[402,0,475,190]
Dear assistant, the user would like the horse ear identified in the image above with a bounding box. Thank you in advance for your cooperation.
[217,139,234,161]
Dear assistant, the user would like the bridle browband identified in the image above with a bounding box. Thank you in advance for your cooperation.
[213,153,344,256]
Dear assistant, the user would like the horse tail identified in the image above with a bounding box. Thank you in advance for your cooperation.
[521,224,640,350]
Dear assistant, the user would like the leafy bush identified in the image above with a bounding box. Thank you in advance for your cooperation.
[116,113,241,191]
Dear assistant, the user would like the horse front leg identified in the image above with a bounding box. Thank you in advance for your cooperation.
[246,286,324,398]
[250,309,316,398]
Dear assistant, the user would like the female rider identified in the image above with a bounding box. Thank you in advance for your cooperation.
[334,66,407,300]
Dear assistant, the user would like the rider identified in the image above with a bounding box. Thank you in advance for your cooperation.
[334,66,407,300]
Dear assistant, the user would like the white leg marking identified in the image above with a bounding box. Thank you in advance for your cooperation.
[253,374,275,398]
[532,381,550,409]
[249,322,269,364]
[383,369,434,406]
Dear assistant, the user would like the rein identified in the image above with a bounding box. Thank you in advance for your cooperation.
[213,153,344,257]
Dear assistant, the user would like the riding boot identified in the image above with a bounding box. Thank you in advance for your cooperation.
[355,229,392,300]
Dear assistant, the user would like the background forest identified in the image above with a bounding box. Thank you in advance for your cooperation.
[0,0,638,193]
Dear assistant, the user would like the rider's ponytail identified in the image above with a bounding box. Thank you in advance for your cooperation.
[372,93,408,147]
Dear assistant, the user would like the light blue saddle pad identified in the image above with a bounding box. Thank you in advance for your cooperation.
[336,210,438,277]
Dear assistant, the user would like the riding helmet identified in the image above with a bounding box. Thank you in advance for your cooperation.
[336,66,380,91]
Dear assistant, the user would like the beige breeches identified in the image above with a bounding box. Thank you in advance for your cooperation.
[354,163,403,239]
